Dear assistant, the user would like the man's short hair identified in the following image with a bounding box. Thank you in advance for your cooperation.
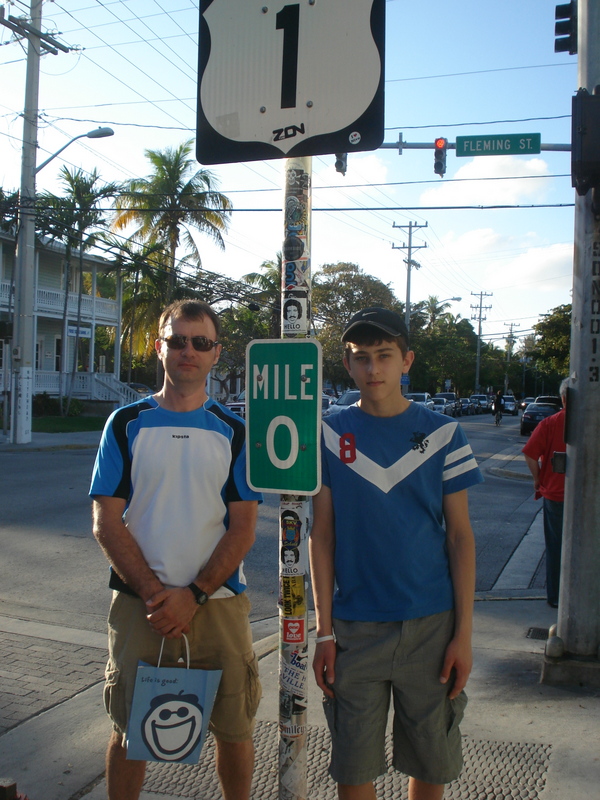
[158,300,221,338]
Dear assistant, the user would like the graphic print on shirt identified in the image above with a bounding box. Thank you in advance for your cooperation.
[410,431,429,454]
[323,420,465,494]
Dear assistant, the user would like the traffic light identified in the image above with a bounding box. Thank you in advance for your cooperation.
[555,2,577,54]
[0,321,13,339]
[334,153,347,176]
[571,88,600,195]
[434,138,447,177]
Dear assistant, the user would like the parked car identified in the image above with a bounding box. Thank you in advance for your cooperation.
[534,395,562,410]
[323,389,360,416]
[459,397,476,416]
[519,396,536,411]
[520,402,560,435]
[470,393,490,413]
[432,397,454,416]
[434,392,459,416]
[226,389,246,418]
[128,382,154,398]
[503,396,519,416]
[228,389,331,418]
[404,392,434,410]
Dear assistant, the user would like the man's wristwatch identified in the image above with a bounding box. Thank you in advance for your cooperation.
[187,583,209,606]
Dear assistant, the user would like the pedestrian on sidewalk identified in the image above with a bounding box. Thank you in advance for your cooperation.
[309,307,483,800]
[522,378,568,609]
[89,300,262,800]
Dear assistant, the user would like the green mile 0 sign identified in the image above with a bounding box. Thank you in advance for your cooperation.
[246,339,322,495]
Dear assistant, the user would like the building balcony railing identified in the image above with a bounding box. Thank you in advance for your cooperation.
[0,370,140,406]
[0,280,118,325]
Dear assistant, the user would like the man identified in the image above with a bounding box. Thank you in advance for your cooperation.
[522,378,568,608]
[309,307,483,800]
[90,300,262,800]
[491,390,504,423]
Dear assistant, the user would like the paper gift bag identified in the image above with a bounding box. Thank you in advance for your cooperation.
[126,635,222,764]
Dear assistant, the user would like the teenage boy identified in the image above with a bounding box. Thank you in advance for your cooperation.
[310,307,483,800]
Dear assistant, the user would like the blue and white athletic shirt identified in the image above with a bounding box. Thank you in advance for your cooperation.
[90,397,262,598]
[321,402,483,622]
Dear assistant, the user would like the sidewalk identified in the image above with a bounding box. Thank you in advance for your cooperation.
[0,436,598,799]
[0,429,102,452]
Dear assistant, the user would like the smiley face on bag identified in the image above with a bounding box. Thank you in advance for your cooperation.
[141,690,204,761]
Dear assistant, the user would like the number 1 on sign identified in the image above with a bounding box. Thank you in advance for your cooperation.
[276,4,299,109]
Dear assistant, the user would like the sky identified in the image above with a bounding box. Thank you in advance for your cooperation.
[0,0,578,350]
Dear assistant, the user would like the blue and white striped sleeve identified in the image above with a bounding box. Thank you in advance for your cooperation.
[442,427,483,494]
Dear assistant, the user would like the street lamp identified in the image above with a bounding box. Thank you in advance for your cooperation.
[35,127,114,174]
[11,127,115,444]
[439,296,462,303]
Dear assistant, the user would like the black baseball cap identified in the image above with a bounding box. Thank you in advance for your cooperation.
[341,307,410,345]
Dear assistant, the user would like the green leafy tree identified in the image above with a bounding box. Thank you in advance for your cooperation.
[410,316,479,395]
[100,234,170,379]
[0,188,19,234]
[242,253,282,338]
[113,139,232,296]
[217,305,270,397]
[532,304,571,377]
[312,262,401,390]
[422,295,454,331]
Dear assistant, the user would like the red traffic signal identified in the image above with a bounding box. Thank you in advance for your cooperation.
[434,137,447,177]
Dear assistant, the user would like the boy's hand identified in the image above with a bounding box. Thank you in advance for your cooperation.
[312,640,336,699]
[439,634,472,699]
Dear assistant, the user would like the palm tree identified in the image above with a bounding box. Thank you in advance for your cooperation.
[100,234,169,379]
[0,188,19,234]
[423,295,453,331]
[37,167,120,412]
[113,139,232,297]
[242,253,282,338]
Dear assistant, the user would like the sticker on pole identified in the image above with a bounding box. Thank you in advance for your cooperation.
[246,339,321,494]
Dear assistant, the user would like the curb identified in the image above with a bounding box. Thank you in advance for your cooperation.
[487,466,531,481]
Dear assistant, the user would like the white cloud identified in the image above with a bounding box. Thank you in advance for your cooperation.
[420,156,552,207]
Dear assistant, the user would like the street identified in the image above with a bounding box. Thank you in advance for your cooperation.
[0,412,536,627]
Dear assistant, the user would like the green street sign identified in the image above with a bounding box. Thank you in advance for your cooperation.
[246,339,322,495]
[455,133,541,157]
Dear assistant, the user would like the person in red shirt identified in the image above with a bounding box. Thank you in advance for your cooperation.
[522,379,568,608]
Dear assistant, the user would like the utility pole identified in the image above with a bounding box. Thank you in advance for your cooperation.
[2,1,69,444]
[503,322,519,394]
[278,156,312,800]
[470,291,492,392]
[543,0,600,687]
[392,221,427,332]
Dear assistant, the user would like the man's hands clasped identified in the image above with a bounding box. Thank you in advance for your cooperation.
[145,586,198,638]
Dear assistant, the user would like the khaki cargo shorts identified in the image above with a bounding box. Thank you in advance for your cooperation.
[104,591,261,743]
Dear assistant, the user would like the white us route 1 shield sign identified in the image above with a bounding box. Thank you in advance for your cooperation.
[197,0,385,164]
[246,339,322,495]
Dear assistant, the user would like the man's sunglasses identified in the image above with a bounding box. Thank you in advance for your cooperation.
[160,334,219,352]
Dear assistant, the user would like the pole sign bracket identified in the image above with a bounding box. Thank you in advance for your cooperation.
[197,0,385,165]
[246,339,322,494]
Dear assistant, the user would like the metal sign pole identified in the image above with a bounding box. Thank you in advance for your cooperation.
[278,156,312,800]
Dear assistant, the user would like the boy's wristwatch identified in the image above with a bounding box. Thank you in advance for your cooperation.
[187,583,209,606]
